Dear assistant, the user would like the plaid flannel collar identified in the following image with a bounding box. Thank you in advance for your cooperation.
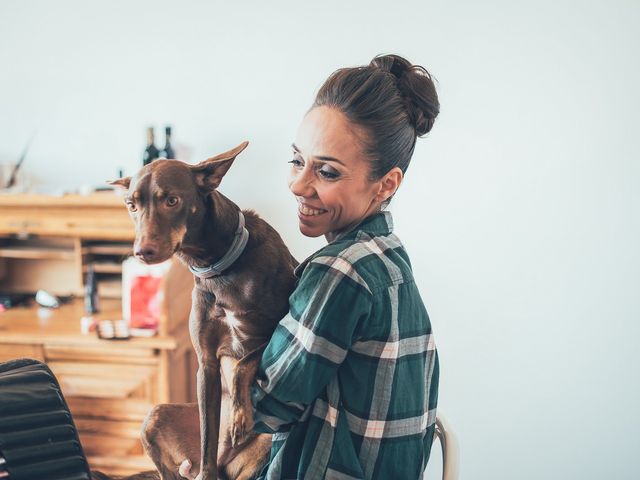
[293,210,394,278]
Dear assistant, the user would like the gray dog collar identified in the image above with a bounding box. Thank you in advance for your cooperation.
[188,211,249,279]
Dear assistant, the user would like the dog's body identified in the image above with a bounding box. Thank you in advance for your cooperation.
[103,142,298,480]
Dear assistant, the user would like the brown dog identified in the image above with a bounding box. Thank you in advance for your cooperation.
[107,142,298,480]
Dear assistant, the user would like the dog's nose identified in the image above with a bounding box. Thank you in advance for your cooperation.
[134,244,158,262]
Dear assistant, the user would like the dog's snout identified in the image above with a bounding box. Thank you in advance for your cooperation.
[134,244,159,262]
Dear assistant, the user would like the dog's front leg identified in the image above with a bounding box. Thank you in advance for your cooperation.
[195,363,221,480]
[189,290,222,480]
[230,344,267,447]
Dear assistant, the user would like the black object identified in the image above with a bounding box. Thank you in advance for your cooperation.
[5,133,35,190]
[142,126,159,166]
[0,294,32,309]
[158,126,175,159]
[84,267,99,314]
[0,358,92,480]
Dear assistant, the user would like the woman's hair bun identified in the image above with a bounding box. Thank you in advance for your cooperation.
[370,54,440,136]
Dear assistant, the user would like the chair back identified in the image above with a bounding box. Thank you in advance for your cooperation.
[433,413,460,480]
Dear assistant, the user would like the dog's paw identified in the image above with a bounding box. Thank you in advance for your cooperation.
[230,406,254,448]
[192,471,210,480]
[179,459,197,480]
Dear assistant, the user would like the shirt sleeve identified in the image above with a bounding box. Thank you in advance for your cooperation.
[251,256,371,433]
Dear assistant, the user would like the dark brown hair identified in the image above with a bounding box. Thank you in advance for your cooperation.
[313,54,439,180]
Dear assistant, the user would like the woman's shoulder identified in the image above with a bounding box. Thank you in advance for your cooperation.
[305,230,414,293]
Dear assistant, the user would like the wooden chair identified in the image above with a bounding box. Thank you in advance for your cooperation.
[433,413,460,480]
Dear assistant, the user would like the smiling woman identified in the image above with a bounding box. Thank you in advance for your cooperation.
[288,106,393,242]
[286,54,438,244]
[248,53,442,480]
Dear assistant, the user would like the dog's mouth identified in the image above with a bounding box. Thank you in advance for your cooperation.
[134,226,185,264]
[134,243,179,265]
[152,244,180,263]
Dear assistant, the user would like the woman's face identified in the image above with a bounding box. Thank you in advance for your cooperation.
[288,106,385,242]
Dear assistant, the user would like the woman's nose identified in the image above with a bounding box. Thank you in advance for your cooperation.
[289,169,315,197]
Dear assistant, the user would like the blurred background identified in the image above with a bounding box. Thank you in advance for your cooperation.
[1,0,639,478]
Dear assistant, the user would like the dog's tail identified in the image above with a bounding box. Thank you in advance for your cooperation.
[91,470,160,480]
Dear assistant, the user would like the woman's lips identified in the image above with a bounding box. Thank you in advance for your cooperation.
[297,198,327,223]
[297,201,327,218]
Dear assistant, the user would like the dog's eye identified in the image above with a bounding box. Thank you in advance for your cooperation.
[126,202,137,212]
[166,196,179,207]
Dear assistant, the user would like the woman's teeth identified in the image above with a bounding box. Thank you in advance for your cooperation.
[299,205,326,216]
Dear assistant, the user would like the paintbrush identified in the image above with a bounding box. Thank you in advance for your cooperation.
[5,132,36,189]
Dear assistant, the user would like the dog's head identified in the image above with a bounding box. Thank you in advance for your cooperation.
[111,141,249,264]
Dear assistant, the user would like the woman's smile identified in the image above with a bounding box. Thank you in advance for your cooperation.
[297,199,328,218]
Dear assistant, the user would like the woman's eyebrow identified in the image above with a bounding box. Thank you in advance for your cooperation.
[291,143,345,166]
[315,155,345,166]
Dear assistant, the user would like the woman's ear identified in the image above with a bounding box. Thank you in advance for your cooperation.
[376,167,403,203]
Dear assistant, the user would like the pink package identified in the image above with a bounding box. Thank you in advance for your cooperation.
[122,257,172,332]
[130,275,163,329]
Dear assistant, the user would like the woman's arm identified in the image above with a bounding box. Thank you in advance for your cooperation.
[251,256,371,433]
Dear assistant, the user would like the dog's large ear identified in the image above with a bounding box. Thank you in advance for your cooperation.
[191,141,249,192]
[109,177,131,189]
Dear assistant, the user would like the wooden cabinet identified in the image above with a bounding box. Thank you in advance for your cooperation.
[0,193,196,476]
[0,193,134,239]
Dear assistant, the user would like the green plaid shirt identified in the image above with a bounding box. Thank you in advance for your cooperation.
[252,211,439,480]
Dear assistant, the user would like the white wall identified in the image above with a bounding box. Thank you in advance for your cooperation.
[1,1,639,478]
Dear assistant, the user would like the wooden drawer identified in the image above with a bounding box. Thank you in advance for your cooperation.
[0,207,132,240]
[66,397,155,422]
[86,454,154,477]
[48,361,159,403]
[45,344,158,364]
[75,417,146,456]
[0,343,44,362]
[76,418,155,475]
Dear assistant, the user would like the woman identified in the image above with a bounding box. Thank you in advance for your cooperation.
[251,54,440,480]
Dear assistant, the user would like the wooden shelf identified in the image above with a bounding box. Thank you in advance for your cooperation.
[0,299,179,351]
[84,263,122,274]
[0,193,134,241]
[82,244,132,256]
[86,454,153,476]
[0,192,126,208]
[0,246,75,260]
[99,279,122,299]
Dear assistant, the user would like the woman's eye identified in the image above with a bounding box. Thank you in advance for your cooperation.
[319,167,340,180]
[126,202,137,212]
[288,158,303,167]
[166,196,179,207]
